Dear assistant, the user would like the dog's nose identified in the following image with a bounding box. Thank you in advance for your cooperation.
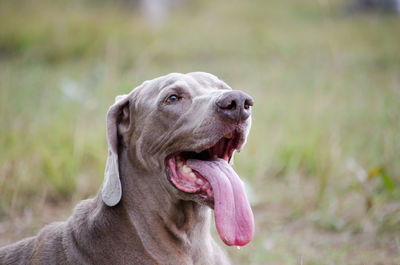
[216,91,254,122]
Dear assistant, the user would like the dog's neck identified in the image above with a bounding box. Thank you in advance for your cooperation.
[109,148,219,264]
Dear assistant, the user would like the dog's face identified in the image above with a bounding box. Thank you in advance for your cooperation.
[103,72,254,246]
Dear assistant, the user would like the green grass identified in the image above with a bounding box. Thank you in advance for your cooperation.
[0,0,399,263]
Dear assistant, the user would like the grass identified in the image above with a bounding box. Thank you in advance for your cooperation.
[0,0,400,264]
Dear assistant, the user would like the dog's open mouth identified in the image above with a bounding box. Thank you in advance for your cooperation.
[167,132,238,199]
[166,131,254,247]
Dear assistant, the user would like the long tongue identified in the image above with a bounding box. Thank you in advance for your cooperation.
[186,158,254,246]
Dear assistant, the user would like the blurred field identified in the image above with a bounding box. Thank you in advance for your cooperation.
[1,0,400,264]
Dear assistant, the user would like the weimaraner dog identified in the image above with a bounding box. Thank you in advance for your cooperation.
[0,72,254,265]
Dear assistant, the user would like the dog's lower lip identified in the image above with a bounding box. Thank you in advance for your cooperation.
[166,154,214,200]
[165,131,243,200]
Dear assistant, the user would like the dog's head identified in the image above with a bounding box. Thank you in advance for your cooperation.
[102,72,254,246]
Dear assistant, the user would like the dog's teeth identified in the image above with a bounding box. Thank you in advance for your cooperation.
[182,165,192,173]
[189,172,196,179]
[225,132,233,139]
[196,178,204,185]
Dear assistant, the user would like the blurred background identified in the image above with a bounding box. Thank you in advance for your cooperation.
[0,0,399,264]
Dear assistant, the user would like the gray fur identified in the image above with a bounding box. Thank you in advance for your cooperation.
[0,72,253,265]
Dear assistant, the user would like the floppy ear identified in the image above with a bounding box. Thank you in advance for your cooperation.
[101,94,130,206]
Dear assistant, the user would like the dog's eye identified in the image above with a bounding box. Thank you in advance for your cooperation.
[166,94,181,103]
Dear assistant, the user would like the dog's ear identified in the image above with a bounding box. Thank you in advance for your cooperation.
[101,94,130,207]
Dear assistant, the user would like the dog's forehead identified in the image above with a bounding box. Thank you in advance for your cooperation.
[186,72,232,90]
[135,72,231,100]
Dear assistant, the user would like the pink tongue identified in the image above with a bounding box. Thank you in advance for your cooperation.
[186,158,254,246]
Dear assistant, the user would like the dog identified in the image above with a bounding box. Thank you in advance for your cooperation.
[0,72,255,265]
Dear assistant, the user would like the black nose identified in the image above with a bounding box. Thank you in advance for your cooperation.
[216,91,254,122]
